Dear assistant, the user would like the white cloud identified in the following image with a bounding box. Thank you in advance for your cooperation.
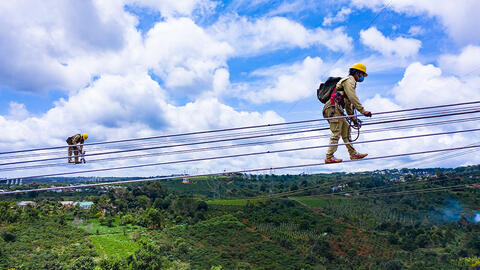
[7,102,30,121]
[439,45,480,77]
[360,27,422,58]
[0,1,138,93]
[209,15,353,55]
[0,72,287,177]
[144,17,232,95]
[407,26,424,36]
[233,56,325,104]
[125,0,217,18]
[351,0,480,45]
[266,0,318,16]
[322,7,352,26]
[392,62,480,107]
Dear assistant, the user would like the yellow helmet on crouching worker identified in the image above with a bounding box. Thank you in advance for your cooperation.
[350,63,368,76]
[82,133,88,140]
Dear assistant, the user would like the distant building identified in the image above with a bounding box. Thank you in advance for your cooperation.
[59,201,74,208]
[331,184,348,191]
[74,201,93,210]
[182,178,190,184]
[17,201,36,208]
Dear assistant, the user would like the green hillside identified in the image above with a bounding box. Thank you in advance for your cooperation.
[1,166,480,269]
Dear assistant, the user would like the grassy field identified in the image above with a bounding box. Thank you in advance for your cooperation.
[206,198,266,206]
[90,233,140,259]
[74,218,144,235]
[72,218,145,261]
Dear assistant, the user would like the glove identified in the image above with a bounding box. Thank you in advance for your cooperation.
[363,111,372,117]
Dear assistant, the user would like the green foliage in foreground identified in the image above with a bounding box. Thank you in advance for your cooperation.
[0,216,96,269]
[2,167,480,269]
[164,214,307,269]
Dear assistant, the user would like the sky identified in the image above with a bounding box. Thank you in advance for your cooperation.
[1,0,480,178]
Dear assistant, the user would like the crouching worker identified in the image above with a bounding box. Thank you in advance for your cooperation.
[323,63,372,164]
[66,133,88,164]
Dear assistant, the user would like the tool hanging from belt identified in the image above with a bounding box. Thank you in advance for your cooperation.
[330,87,362,141]
[78,147,86,164]
[74,146,87,164]
[346,109,362,142]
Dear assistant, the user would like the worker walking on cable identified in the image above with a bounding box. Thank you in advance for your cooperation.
[323,63,372,164]
[66,133,88,164]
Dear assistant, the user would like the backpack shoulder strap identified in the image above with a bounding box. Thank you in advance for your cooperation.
[336,76,350,91]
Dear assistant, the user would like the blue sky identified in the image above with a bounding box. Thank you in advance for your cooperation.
[0,0,479,177]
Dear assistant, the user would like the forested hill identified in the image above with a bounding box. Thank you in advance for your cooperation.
[1,165,480,269]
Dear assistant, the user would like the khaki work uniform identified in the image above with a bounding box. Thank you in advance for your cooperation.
[67,134,84,163]
[323,75,366,159]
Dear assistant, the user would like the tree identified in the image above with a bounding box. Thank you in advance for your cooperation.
[141,208,164,228]
[385,260,403,270]
[131,241,164,270]
[99,257,126,270]
[70,256,96,270]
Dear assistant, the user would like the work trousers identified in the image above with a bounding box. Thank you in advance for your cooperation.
[323,105,357,159]
[68,145,82,163]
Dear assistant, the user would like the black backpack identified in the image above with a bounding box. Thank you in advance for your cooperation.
[317,77,341,103]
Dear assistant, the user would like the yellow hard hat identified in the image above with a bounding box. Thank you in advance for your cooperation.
[82,133,88,140]
[350,63,368,76]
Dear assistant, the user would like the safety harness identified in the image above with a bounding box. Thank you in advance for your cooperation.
[329,85,362,142]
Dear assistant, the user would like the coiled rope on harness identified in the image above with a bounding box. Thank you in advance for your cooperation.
[346,109,362,142]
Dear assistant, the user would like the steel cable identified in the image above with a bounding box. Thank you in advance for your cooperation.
[3,143,480,195]
[2,100,480,155]
[3,129,480,182]
[3,116,480,172]
[3,108,480,167]
[2,104,479,164]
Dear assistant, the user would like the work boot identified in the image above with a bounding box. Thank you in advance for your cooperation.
[350,153,368,160]
[325,157,343,164]
[68,159,74,164]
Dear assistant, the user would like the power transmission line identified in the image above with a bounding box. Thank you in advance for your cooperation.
[3,107,479,167]
[3,143,480,195]
[2,100,479,155]
[3,122,480,172]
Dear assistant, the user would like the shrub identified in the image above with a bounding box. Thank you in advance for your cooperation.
[70,256,96,270]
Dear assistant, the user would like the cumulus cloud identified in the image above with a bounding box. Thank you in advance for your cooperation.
[322,7,352,26]
[439,45,480,77]
[351,0,480,45]
[209,15,353,55]
[125,0,217,18]
[407,26,424,36]
[233,56,325,104]
[143,17,232,96]
[360,27,422,58]
[0,1,136,93]
[6,102,30,121]
[0,72,286,177]
[391,62,480,107]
